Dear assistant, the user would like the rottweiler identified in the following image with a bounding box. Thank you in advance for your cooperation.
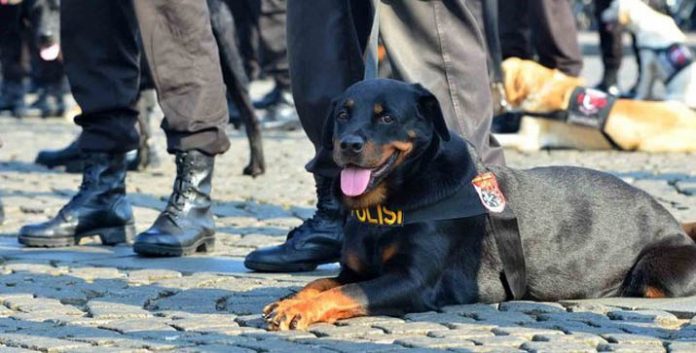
[263,79,696,331]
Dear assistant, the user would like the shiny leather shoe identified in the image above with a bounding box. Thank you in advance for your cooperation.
[244,175,343,272]
[133,150,216,257]
[19,153,135,247]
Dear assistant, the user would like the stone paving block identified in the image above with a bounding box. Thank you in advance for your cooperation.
[4,262,67,276]
[600,333,664,346]
[403,312,478,327]
[607,310,681,325]
[372,322,449,335]
[66,347,152,353]
[87,300,152,319]
[299,338,407,352]
[499,301,567,315]
[440,304,498,316]
[428,328,495,339]
[598,343,667,352]
[310,323,384,338]
[68,267,125,281]
[565,303,615,314]
[104,337,178,351]
[168,314,239,332]
[176,345,255,353]
[98,318,178,336]
[127,269,182,285]
[521,341,596,353]
[492,326,565,340]
[533,332,607,346]
[451,348,527,353]
[336,316,405,327]
[146,288,229,314]
[468,335,527,347]
[444,322,499,331]
[669,342,696,353]
[393,335,477,349]
[471,311,536,325]
[0,347,40,353]
[0,333,91,352]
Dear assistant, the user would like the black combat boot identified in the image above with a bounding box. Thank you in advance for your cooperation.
[35,137,83,172]
[19,153,135,247]
[31,82,67,118]
[244,175,343,272]
[133,150,216,256]
[0,81,27,117]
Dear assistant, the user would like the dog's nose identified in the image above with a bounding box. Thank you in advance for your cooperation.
[339,135,365,154]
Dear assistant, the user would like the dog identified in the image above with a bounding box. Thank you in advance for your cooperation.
[602,0,696,108]
[499,57,696,152]
[261,79,696,331]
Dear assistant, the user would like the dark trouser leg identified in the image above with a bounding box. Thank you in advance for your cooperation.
[499,0,532,60]
[595,0,622,87]
[528,0,583,77]
[0,4,27,114]
[132,0,226,257]
[243,0,369,272]
[62,0,141,153]
[133,0,230,156]
[258,0,290,90]
[19,0,139,248]
[380,0,505,166]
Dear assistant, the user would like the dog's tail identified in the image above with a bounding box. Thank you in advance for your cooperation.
[683,222,696,242]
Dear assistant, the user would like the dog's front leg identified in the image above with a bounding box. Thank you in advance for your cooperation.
[634,50,657,100]
[264,273,422,331]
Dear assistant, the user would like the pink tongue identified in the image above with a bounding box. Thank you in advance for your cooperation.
[40,44,60,61]
[340,168,372,197]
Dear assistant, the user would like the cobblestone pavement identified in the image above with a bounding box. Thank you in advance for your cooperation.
[1,36,696,353]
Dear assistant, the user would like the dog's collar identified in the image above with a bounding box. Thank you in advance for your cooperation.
[350,182,487,226]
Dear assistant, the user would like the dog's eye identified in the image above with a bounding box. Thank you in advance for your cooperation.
[380,115,394,124]
[337,111,349,121]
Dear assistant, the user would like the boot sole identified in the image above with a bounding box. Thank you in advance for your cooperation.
[18,224,136,248]
[133,235,215,257]
[243,259,329,273]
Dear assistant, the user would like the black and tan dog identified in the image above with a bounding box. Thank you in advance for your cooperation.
[262,79,696,331]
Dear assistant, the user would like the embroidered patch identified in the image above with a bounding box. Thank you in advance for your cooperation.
[567,87,616,129]
[352,205,403,226]
[472,172,506,213]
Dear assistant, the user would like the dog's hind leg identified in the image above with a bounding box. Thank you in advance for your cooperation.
[621,236,696,298]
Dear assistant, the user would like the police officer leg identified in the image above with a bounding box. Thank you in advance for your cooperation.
[19,0,140,247]
[132,0,231,257]
[380,0,505,166]
[244,0,372,272]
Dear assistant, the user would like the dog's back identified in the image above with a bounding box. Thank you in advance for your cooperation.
[491,165,690,300]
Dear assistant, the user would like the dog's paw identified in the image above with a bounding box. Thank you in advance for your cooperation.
[243,161,265,177]
[263,298,317,331]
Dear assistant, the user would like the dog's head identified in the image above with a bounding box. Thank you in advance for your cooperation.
[602,0,633,26]
[502,57,584,112]
[28,0,61,61]
[322,79,450,209]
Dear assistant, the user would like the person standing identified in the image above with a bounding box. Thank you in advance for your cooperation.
[19,0,230,257]
[245,0,505,272]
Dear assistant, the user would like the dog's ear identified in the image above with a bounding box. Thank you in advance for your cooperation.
[321,99,338,150]
[414,84,450,141]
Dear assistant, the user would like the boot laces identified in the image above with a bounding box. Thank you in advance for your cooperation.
[164,153,195,216]
[60,156,99,212]
[287,178,338,240]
